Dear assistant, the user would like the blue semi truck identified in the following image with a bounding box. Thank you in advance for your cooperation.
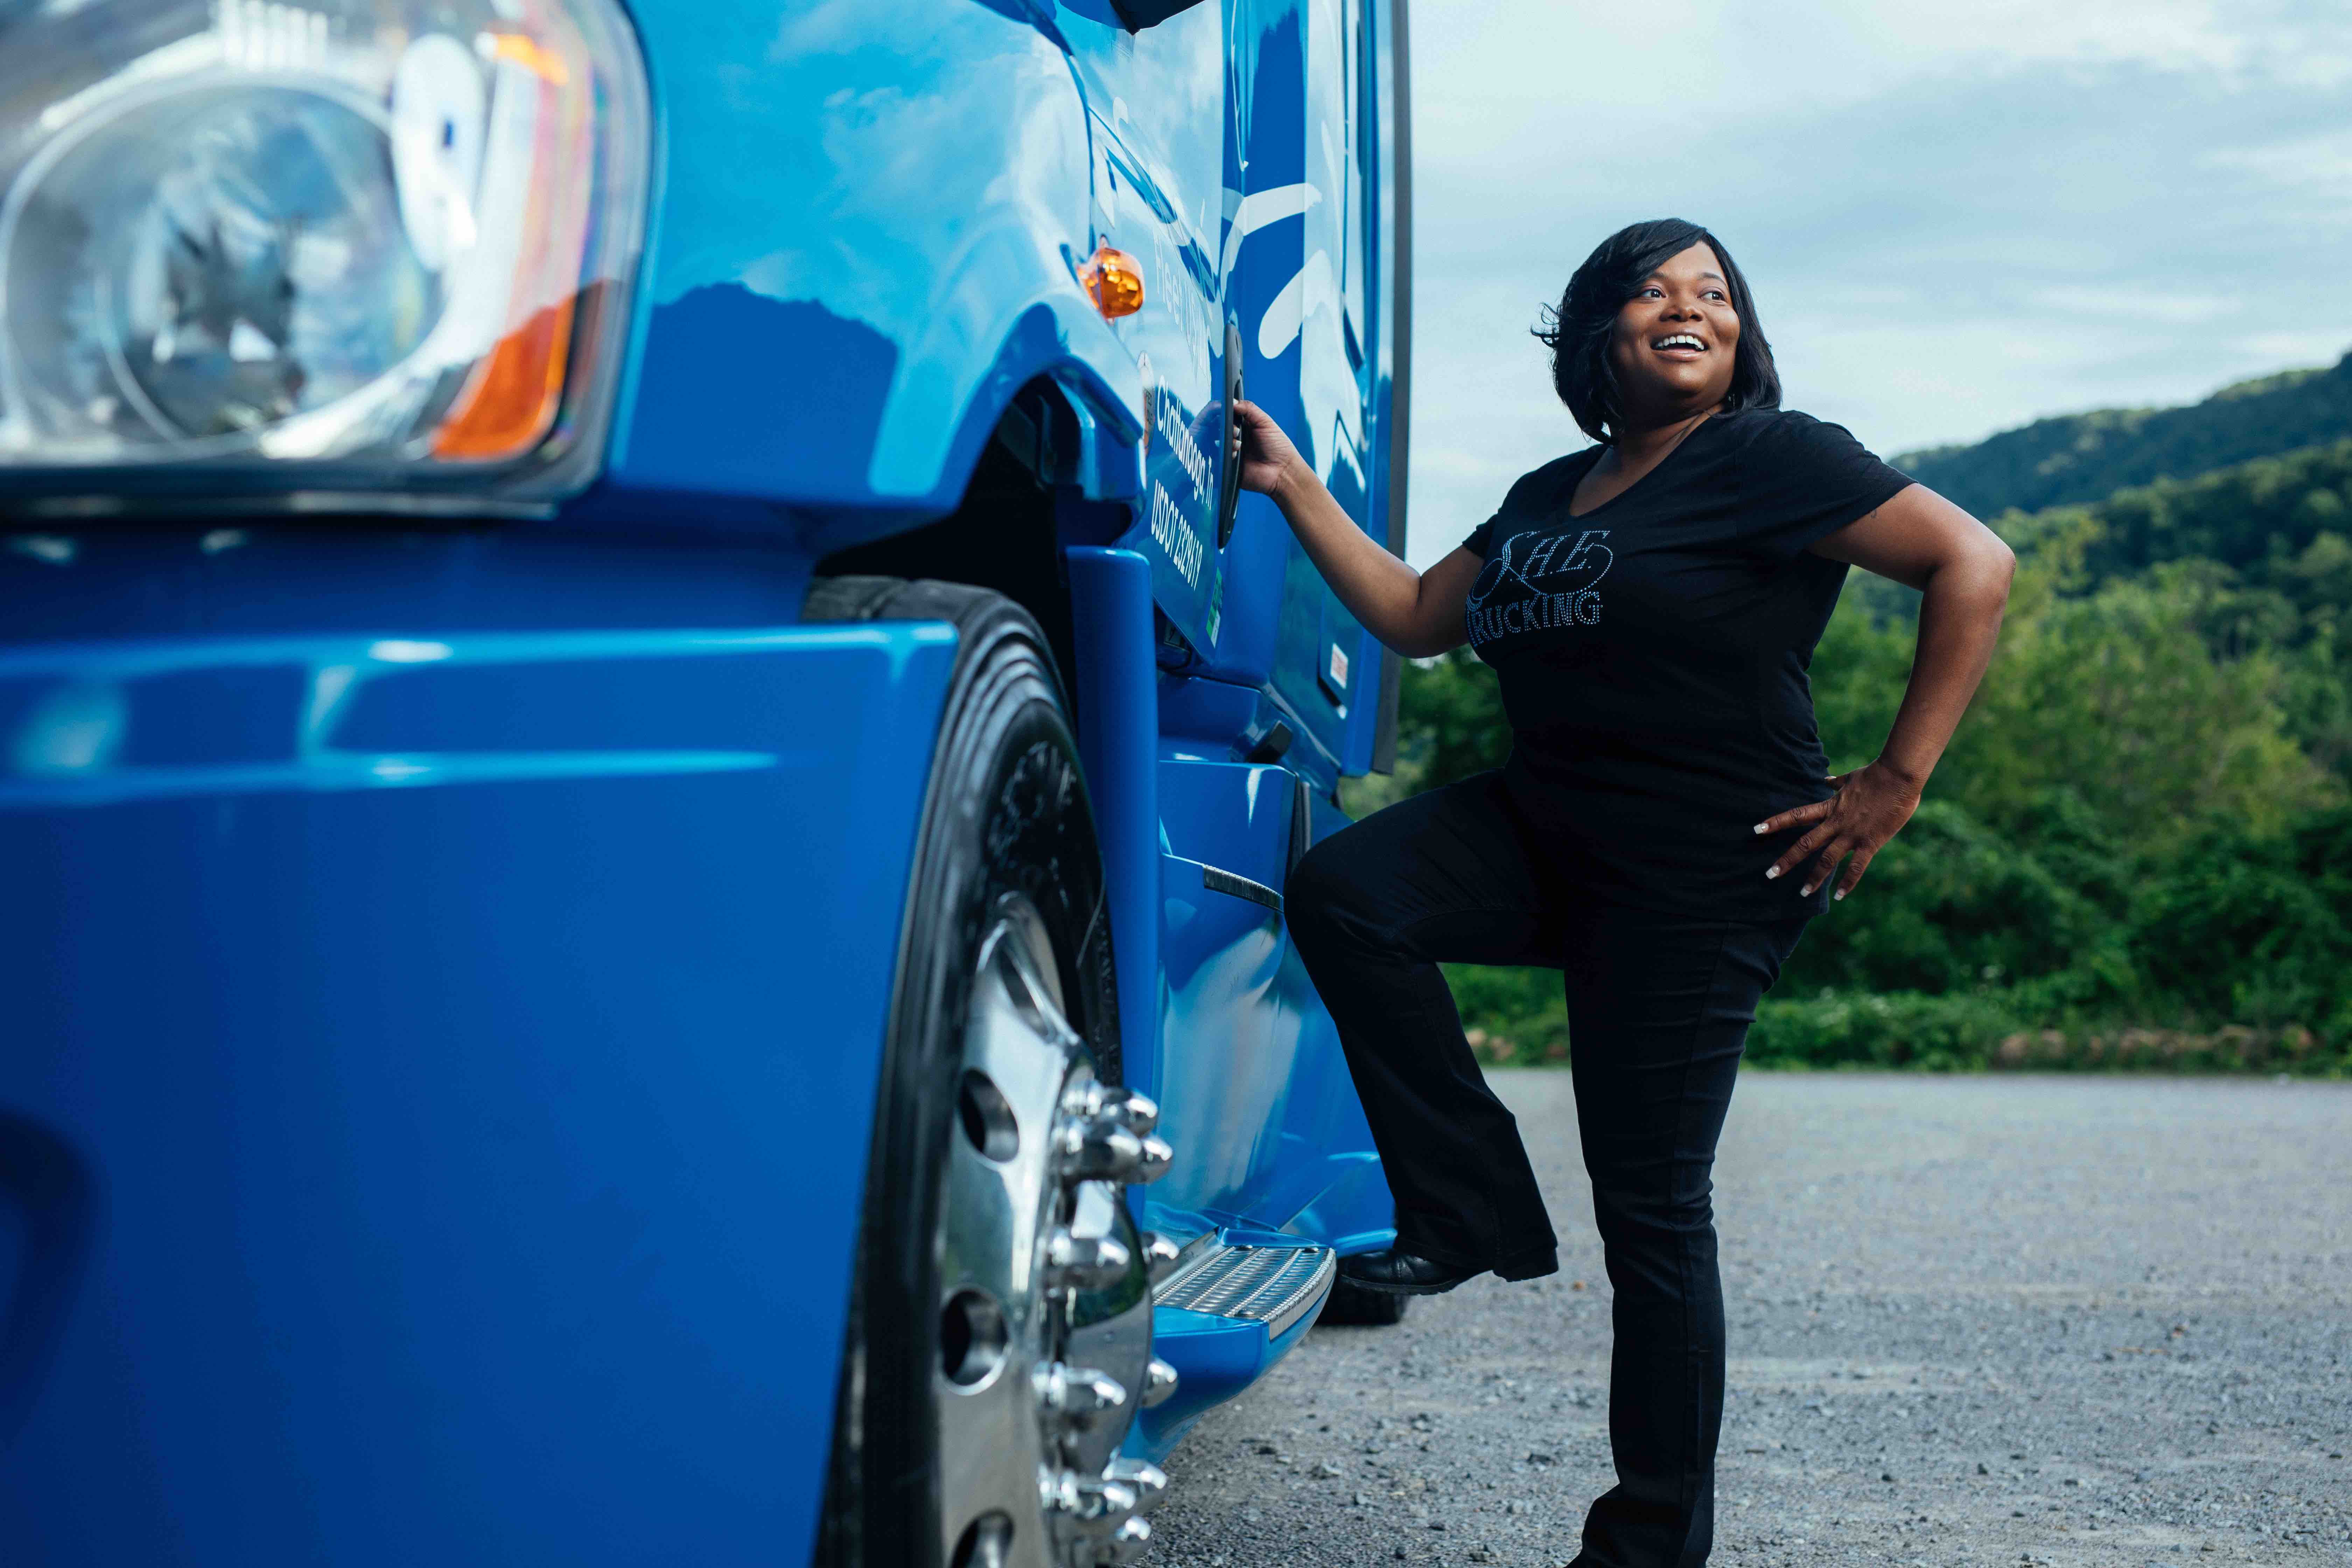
[0,0,1412,1563]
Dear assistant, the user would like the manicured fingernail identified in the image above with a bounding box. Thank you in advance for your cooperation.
[1763,866,1780,880]
[1834,890,1846,901]
[1801,884,1818,896]
[1752,823,1768,835]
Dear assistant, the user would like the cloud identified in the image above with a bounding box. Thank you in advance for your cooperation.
[2197,127,2352,187]
[1400,0,2352,566]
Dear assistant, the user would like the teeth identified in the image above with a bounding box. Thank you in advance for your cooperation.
[1654,335,1703,351]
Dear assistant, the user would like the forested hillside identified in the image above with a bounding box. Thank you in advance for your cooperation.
[1359,357,2352,1074]
[1896,351,2352,517]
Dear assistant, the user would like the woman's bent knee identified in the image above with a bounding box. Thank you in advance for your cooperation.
[1283,839,1352,946]
[1287,833,1415,967]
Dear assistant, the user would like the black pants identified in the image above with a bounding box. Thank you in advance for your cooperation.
[1285,772,1811,1568]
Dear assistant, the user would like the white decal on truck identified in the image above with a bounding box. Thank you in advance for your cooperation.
[1149,482,1204,589]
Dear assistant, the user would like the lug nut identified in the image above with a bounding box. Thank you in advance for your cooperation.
[1101,1517,1153,1563]
[1044,1226,1132,1290]
[1139,1356,1178,1408]
[1060,1083,1160,1136]
[1057,1118,1175,1185]
[1103,1088,1160,1135]
[1054,1115,1130,1174]
[1035,1361,1129,1425]
[1131,1131,1173,1183]
[1105,1458,1169,1513]
[1040,1469,1139,1535]
[1139,1230,1182,1280]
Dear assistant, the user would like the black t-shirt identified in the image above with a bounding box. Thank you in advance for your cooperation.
[1458,407,1912,921]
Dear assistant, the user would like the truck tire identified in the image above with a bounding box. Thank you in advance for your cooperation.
[1315,1276,1412,1327]
[810,578,1173,1568]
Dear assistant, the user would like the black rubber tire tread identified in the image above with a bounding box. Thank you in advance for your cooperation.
[808,575,1116,1568]
[1317,1275,1412,1327]
[804,574,1076,716]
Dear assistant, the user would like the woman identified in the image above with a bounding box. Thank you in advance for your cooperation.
[1236,217,2015,1567]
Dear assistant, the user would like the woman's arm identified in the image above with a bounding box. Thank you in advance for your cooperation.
[1756,483,2017,899]
[1233,399,1480,658]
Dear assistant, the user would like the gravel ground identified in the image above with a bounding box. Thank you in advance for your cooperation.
[1150,1072,2352,1568]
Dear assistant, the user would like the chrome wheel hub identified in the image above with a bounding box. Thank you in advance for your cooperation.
[935,896,1178,1568]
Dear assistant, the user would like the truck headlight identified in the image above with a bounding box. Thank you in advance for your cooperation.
[0,0,650,512]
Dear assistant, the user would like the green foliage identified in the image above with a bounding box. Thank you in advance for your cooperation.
[1926,562,2336,839]
[1376,366,2352,1073]
[1774,797,2129,999]
[1896,351,2352,517]
[2128,809,2352,1035]
[2065,436,2352,625]
[1743,991,2346,1075]
[1395,645,1511,792]
[1746,988,2036,1072]
[1443,962,1569,1064]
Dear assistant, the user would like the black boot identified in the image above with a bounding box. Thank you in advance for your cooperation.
[1336,1248,1482,1295]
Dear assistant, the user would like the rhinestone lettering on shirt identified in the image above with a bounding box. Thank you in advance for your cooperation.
[1465,528,1613,648]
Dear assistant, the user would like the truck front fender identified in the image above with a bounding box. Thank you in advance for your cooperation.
[610,0,1138,527]
[0,619,958,1567]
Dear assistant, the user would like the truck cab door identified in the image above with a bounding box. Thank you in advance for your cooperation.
[1266,0,1379,765]
[1062,4,1234,656]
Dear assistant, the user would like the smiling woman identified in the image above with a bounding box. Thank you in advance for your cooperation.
[1536,220,1781,445]
[1233,216,2018,1567]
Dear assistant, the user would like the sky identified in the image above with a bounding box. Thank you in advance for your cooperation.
[1400,0,2352,568]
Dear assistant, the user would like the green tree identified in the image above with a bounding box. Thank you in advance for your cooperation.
[1897,351,2352,517]
[1394,646,1511,791]
[2129,809,2352,1034]
[1935,563,2335,844]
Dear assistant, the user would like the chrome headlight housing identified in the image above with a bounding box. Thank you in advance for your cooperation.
[0,0,650,514]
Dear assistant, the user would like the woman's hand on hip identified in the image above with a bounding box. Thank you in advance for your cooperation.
[1754,761,1923,900]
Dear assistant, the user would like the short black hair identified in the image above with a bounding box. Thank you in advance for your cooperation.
[1534,218,1780,444]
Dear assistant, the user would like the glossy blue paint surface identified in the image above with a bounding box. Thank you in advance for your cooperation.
[1068,548,1164,1083]
[1149,846,1292,1237]
[1136,1305,1281,1455]
[2,0,1408,1553]
[1143,756,1388,1255]
[610,0,1130,533]
[0,618,956,1567]
[601,0,1403,781]
[1128,1270,1323,1463]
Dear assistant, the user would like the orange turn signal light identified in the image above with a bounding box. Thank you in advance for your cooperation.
[488,32,572,85]
[1078,244,1145,319]
[432,294,576,461]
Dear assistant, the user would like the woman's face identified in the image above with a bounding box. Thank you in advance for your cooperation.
[1606,240,1742,427]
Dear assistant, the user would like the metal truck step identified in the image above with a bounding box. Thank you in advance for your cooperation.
[1154,1242,1336,1337]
